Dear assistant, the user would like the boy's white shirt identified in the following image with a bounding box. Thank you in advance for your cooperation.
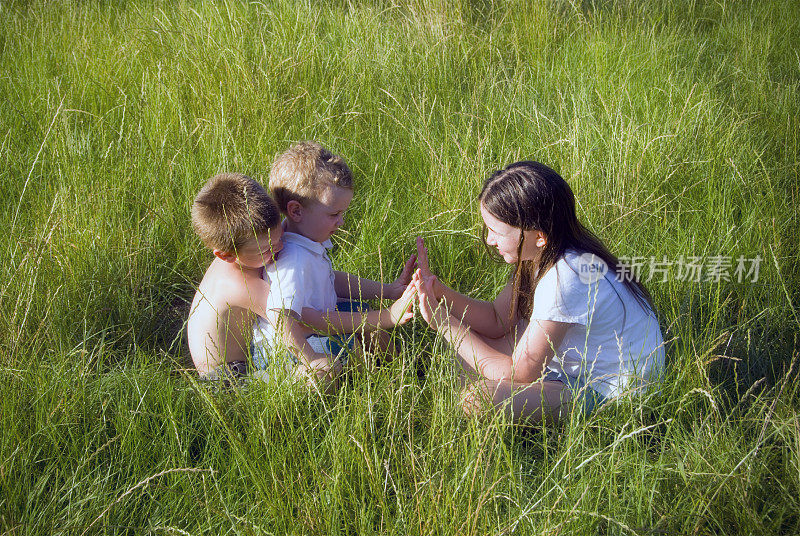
[253,232,337,349]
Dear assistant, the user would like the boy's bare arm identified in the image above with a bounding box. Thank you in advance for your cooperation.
[302,282,415,334]
[230,270,271,318]
[333,254,416,301]
[333,271,385,300]
[267,308,335,367]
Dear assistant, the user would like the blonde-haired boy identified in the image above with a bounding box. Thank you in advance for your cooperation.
[252,141,416,370]
[188,172,329,380]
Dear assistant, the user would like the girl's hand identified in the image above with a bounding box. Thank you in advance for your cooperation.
[388,281,416,326]
[416,236,442,300]
[386,253,418,299]
[416,236,432,277]
[413,269,449,330]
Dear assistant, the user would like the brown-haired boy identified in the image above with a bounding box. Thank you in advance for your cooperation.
[252,141,417,369]
[187,172,331,380]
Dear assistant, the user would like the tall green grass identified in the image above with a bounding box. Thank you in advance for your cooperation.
[1,0,798,533]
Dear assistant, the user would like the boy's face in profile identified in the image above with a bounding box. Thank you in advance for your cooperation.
[233,225,284,269]
[298,185,353,243]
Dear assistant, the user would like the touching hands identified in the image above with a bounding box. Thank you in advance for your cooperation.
[415,236,441,300]
[412,269,450,330]
[389,281,417,326]
[386,253,418,299]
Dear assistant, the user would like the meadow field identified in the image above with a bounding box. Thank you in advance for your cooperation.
[1,0,799,533]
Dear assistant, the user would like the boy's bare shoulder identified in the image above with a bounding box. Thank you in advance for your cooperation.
[197,258,267,309]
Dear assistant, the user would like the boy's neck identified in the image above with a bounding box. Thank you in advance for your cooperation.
[215,256,261,276]
[284,221,323,243]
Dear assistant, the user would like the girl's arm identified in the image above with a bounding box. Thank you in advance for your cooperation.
[416,237,517,338]
[414,270,570,383]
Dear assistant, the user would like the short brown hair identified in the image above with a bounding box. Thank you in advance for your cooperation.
[191,172,281,252]
[269,141,353,213]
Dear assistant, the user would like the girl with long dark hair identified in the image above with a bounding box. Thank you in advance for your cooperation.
[413,161,664,422]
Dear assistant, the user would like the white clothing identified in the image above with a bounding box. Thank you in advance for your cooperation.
[252,232,337,349]
[530,250,665,399]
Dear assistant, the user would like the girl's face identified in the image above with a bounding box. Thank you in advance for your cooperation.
[480,202,546,264]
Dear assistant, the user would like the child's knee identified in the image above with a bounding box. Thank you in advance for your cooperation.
[459,383,489,417]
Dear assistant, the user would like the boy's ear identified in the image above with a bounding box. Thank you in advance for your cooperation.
[286,200,303,222]
[213,249,237,264]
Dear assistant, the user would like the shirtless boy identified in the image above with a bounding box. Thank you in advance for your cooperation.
[187,172,326,379]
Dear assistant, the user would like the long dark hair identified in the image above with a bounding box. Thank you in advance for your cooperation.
[479,161,654,320]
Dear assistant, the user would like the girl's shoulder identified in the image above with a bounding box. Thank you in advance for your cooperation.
[531,249,603,324]
[534,249,624,310]
[539,249,585,286]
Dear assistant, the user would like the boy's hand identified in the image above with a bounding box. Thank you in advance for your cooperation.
[386,253,417,299]
[296,356,343,385]
[388,281,416,326]
[304,356,341,373]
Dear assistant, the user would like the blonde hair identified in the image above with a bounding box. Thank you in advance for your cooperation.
[191,172,281,253]
[269,141,353,213]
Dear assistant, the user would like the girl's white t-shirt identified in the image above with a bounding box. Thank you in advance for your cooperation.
[530,250,665,399]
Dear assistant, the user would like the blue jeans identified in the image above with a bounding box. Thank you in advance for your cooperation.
[543,368,607,416]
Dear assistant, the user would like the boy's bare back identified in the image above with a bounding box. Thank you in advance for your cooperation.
[188,257,270,376]
[187,172,284,379]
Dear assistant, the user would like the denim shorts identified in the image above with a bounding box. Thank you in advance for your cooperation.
[251,301,368,371]
[543,368,607,416]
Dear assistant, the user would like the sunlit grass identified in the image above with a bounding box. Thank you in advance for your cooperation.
[1,0,798,533]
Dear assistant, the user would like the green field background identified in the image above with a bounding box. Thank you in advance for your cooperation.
[1,0,799,534]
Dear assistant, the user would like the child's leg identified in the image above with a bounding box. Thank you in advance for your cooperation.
[450,327,572,423]
[462,379,572,423]
[359,329,399,365]
[198,360,249,381]
[294,335,345,392]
